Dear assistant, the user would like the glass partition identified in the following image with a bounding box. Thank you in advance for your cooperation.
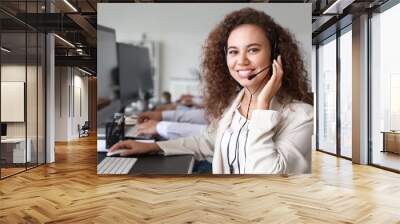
[27,31,38,169]
[0,1,46,179]
[339,27,352,158]
[37,32,45,165]
[317,35,337,155]
[1,31,28,178]
[370,3,400,171]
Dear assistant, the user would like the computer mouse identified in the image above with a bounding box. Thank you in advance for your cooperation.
[107,149,129,157]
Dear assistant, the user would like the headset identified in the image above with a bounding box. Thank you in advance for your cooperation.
[226,28,280,174]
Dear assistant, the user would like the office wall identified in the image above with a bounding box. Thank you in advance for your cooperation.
[54,67,89,141]
[1,63,45,167]
[55,67,69,141]
[1,65,38,138]
[73,73,89,137]
[98,3,312,101]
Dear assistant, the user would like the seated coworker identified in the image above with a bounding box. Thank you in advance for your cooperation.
[155,95,204,111]
[136,120,207,140]
[109,8,313,174]
[138,109,207,124]
[136,109,207,139]
[161,91,172,105]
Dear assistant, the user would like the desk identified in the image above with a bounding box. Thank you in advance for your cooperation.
[1,138,31,163]
[97,152,194,175]
[381,131,400,154]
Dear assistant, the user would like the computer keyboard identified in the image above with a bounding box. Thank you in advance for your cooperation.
[97,157,137,174]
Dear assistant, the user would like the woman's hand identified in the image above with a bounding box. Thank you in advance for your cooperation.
[108,140,161,156]
[136,120,159,136]
[138,111,162,123]
[256,55,284,110]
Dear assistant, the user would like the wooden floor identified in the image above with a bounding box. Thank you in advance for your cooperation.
[372,150,400,171]
[1,167,26,177]
[1,135,400,223]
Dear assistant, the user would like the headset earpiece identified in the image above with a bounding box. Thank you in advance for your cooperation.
[268,28,279,61]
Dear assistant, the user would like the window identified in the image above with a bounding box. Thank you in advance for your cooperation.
[317,35,337,155]
[370,2,400,171]
[339,27,352,158]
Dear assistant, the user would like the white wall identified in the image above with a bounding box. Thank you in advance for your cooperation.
[1,63,46,163]
[55,67,68,141]
[98,3,311,101]
[1,65,35,137]
[54,67,89,141]
[72,73,89,137]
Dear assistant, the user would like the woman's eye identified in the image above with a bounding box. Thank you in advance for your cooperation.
[248,48,260,54]
[228,50,238,55]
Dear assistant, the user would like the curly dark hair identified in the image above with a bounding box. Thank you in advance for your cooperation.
[201,7,312,122]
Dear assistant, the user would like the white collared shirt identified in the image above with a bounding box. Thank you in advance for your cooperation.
[162,109,207,124]
[156,121,207,140]
[220,109,250,174]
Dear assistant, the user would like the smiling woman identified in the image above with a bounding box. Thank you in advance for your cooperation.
[109,7,314,175]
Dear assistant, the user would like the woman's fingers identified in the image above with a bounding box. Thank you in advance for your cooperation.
[277,55,282,66]
[136,125,143,135]
[120,149,136,157]
[275,56,283,80]
[138,113,149,123]
[136,124,148,135]
[109,140,131,152]
[110,141,138,156]
[269,60,277,84]
[109,141,123,152]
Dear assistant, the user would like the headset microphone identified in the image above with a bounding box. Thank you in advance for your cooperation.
[247,65,270,80]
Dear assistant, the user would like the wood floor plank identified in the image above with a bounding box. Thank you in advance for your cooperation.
[0,135,400,223]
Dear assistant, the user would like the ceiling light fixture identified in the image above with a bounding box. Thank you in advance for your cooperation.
[1,47,11,53]
[63,0,78,12]
[323,0,354,15]
[54,34,75,48]
[78,67,92,76]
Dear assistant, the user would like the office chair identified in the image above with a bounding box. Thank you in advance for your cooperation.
[79,121,90,138]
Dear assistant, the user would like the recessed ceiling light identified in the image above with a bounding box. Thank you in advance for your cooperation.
[54,34,75,48]
[323,0,354,15]
[1,47,11,53]
[63,0,78,12]
[78,67,92,76]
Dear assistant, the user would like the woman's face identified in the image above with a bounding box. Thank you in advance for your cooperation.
[226,24,272,89]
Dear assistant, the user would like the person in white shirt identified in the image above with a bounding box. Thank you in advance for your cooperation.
[138,109,207,124]
[136,109,208,139]
[109,8,313,175]
[155,94,204,111]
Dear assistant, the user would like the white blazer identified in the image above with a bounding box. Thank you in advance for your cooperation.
[156,89,314,174]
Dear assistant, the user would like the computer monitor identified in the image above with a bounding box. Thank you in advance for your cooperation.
[1,123,7,137]
[117,43,153,108]
[97,25,122,127]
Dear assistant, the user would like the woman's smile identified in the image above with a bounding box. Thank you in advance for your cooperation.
[236,68,255,78]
